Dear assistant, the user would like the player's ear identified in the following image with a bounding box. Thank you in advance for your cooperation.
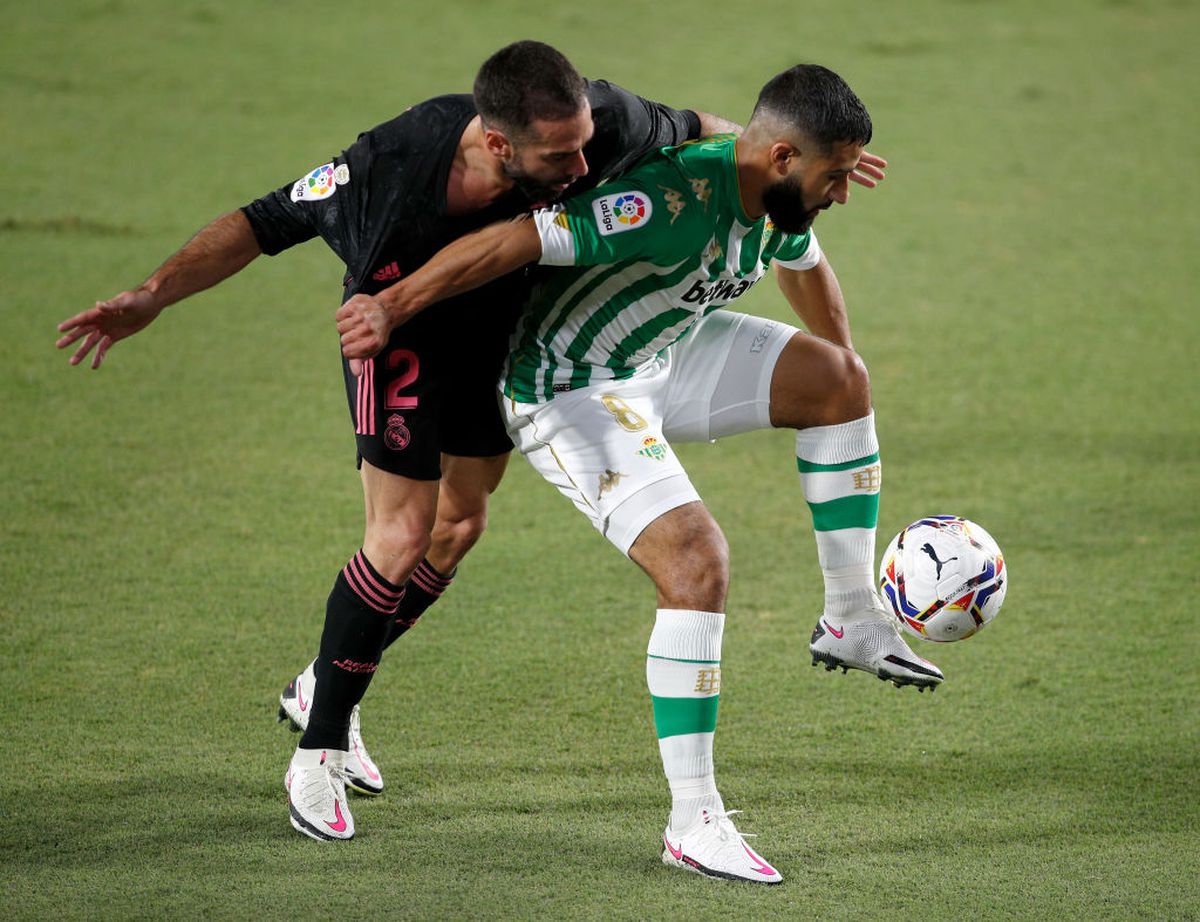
[484,127,514,160]
[768,142,795,176]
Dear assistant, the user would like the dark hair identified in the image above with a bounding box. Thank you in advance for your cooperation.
[474,41,587,138]
[751,64,872,149]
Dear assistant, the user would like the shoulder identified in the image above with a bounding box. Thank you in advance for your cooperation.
[583,78,662,145]
[572,160,714,258]
[662,137,736,206]
[582,79,640,148]
[583,78,632,112]
[359,94,475,152]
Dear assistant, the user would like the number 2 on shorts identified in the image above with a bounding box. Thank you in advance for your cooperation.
[385,349,419,409]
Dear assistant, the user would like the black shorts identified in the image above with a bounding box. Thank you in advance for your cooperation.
[343,302,517,480]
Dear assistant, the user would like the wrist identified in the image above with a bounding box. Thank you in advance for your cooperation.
[378,281,428,324]
[137,280,171,311]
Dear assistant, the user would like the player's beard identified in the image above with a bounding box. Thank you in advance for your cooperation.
[502,160,570,207]
[762,173,828,235]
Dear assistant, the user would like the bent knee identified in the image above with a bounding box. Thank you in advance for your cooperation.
[364,515,433,579]
[431,510,488,559]
[770,336,873,428]
[827,346,871,407]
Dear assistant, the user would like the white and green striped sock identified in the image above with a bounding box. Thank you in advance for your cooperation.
[646,609,725,831]
[796,412,882,620]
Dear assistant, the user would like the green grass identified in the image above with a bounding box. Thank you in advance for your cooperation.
[3,0,1198,918]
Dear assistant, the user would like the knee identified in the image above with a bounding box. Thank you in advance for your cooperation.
[771,338,873,429]
[689,530,730,604]
[831,348,872,416]
[665,521,730,609]
[430,508,488,561]
[364,514,433,582]
[802,347,872,426]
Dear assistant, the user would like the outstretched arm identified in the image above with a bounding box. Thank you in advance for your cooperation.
[775,256,853,350]
[336,216,543,374]
[57,210,262,369]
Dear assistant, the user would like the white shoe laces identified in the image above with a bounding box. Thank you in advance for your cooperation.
[293,761,348,812]
[704,809,757,844]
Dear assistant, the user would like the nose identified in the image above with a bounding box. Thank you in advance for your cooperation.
[572,151,589,179]
[830,176,850,205]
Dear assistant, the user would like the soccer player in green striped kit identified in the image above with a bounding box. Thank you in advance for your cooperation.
[337,63,941,884]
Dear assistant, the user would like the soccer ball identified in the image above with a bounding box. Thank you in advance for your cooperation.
[879,516,1006,642]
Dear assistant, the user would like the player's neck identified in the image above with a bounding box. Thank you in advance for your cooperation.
[446,116,513,216]
[734,137,768,221]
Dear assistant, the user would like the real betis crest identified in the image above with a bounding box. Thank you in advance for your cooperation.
[638,436,670,462]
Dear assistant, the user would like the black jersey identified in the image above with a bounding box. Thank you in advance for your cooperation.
[240,80,700,305]
[238,80,700,478]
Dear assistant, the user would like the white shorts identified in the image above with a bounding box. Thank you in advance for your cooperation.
[502,310,798,554]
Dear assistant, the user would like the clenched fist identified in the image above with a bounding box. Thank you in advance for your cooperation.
[336,293,394,377]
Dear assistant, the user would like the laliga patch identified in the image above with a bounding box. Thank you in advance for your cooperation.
[290,163,339,202]
[593,192,651,236]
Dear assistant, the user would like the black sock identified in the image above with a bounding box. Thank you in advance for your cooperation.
[300,550,404,751]
[381,558,455,651]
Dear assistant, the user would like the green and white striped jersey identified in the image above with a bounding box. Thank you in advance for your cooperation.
[504,135,821,403]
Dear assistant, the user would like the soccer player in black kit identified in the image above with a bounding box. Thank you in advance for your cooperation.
[57,41,886,842]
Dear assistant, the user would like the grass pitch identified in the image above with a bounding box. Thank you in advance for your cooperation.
[2,1,1198,918]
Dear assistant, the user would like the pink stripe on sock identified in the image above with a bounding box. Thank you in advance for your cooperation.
[415,561,452,588]
[344,571,397,613]
[342,566,395,613]
[410,569,446,596]
[352,551,403,602]
[343,553,402,614]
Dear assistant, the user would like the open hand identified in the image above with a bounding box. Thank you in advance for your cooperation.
[56,288,163,369]
[850,151,887,189]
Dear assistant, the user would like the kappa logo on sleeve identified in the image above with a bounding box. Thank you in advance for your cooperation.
[592,192,652,236]
[290,162,350,202]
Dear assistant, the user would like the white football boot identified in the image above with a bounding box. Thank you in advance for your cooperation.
[277,661,316,731]
[285,747,355,842]
[344,705,384,795]
[661,809,782,885]
[809,597,944,690]
[278,661,385,795]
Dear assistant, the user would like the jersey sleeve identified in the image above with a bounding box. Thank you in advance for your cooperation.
[240,128,375,261]
[581,79,701,182]
[773,229,823,271]
[535,177,704,269]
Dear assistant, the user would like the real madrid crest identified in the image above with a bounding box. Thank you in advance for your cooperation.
[385,414,411,451]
